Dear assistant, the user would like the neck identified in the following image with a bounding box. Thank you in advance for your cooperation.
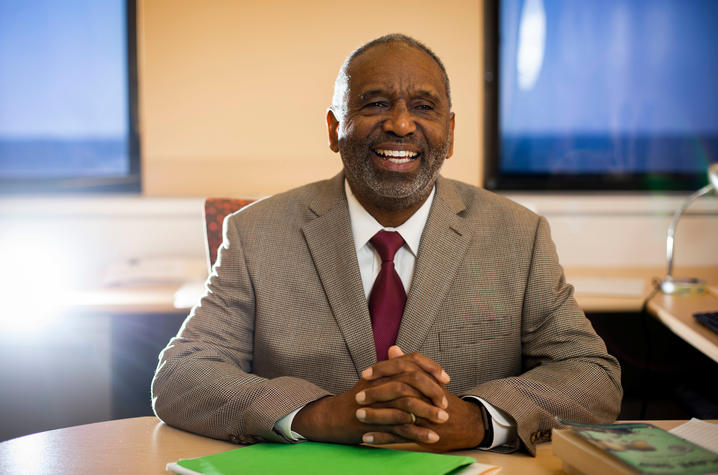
[355,193,430,228]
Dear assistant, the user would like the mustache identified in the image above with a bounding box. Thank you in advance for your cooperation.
[368,134,425,149]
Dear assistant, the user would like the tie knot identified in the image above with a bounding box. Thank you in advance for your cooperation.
[370,231,404,263]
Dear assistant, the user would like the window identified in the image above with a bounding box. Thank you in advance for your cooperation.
[0,0,139,193]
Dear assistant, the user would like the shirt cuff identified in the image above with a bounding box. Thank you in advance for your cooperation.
[463,396,517,449]
[273,406,307,442]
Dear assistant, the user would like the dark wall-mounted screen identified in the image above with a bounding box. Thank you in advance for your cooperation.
[0,0,139,193]
[484,0,718,191]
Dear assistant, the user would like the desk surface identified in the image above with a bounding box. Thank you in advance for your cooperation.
[67,266,718,315]
[565,266,718,313]
[647,287,718,363]
[0,417,699,475]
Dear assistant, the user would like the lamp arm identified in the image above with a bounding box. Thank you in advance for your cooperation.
[665,183,715,279]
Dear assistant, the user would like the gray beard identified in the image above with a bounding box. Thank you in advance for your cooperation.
[340,138,450,212]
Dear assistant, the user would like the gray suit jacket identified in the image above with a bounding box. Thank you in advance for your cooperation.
[152,173,622,454]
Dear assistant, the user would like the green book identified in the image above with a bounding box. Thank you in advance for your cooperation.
[554,421,718,474]
[166,442,479,475]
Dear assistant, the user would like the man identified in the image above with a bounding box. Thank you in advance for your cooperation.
[152,34,622,454]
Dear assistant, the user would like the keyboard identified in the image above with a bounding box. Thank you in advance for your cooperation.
[694,312,718,334]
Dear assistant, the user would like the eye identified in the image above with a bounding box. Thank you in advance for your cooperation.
[414,103,434,111]
[365,101,388,109]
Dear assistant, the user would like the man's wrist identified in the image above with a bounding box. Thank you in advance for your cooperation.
[477,403,494,448]
[462,396,517,449]
[274,407,306,442]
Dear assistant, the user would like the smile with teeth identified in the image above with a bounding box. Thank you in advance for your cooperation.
[374,149,419,164]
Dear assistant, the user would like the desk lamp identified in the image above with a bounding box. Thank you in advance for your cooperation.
[660,162,718,294]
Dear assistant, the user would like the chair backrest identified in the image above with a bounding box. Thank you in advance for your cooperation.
[204,198,255,268]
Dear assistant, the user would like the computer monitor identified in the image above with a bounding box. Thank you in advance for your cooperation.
[0,0,139,193]
[484,0,718,191]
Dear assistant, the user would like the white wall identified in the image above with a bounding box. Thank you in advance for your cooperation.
[0,196,207,288]
[507,193,718,268]
[1,193,716,291]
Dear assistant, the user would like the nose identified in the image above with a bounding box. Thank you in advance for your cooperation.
[382,102,416,136]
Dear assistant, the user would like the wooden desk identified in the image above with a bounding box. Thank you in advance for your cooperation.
[647,287,718,364]
[566,266,718,313]
[58,284,189,315]
[0,417,695,475]
[55,266,718,315]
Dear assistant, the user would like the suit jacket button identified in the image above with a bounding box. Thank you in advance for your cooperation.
[229,435,240,444]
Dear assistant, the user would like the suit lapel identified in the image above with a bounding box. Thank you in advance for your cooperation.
[302,174,376,376]
[396,177,472,353]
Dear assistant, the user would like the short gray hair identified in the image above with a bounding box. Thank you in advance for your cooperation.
[331,34,452,120]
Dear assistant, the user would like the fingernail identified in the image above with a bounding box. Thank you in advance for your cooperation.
[356,409,366,421]
[362,368,372,379]
[427,432,439,443]
[355,391,366,403]
[441,370,450,382]
[363,434,374,443]
[438,410,449,421]
[441,396,448,408]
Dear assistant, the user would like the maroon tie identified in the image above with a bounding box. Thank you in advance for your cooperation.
[369,231,407,361]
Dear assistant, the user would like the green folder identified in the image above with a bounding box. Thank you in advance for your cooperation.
[167,442,477,475]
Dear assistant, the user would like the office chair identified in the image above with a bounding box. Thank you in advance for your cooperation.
[203,198,255,269]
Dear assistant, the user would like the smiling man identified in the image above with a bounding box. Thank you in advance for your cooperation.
[329,39,454,228]
[152,34,622,455]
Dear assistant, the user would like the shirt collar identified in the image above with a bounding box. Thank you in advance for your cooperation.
[345,179,435,257]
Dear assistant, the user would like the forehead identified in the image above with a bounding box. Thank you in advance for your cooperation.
[346,43,447,102]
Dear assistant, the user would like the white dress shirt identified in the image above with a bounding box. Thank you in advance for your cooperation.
[346,180,432,298]
[274,181,516,449]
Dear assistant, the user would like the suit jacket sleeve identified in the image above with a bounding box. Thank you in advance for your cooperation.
[466,216,622,455]
[151,212,331,443]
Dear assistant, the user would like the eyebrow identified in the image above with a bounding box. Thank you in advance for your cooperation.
[414,89,442,104]
[358,88,443,105]
[358,89,387,101]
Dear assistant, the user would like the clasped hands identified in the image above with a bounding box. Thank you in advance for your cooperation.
[292,346,484,452]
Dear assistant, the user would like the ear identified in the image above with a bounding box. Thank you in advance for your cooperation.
[326,109,340,153]
[446,112,455,159]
